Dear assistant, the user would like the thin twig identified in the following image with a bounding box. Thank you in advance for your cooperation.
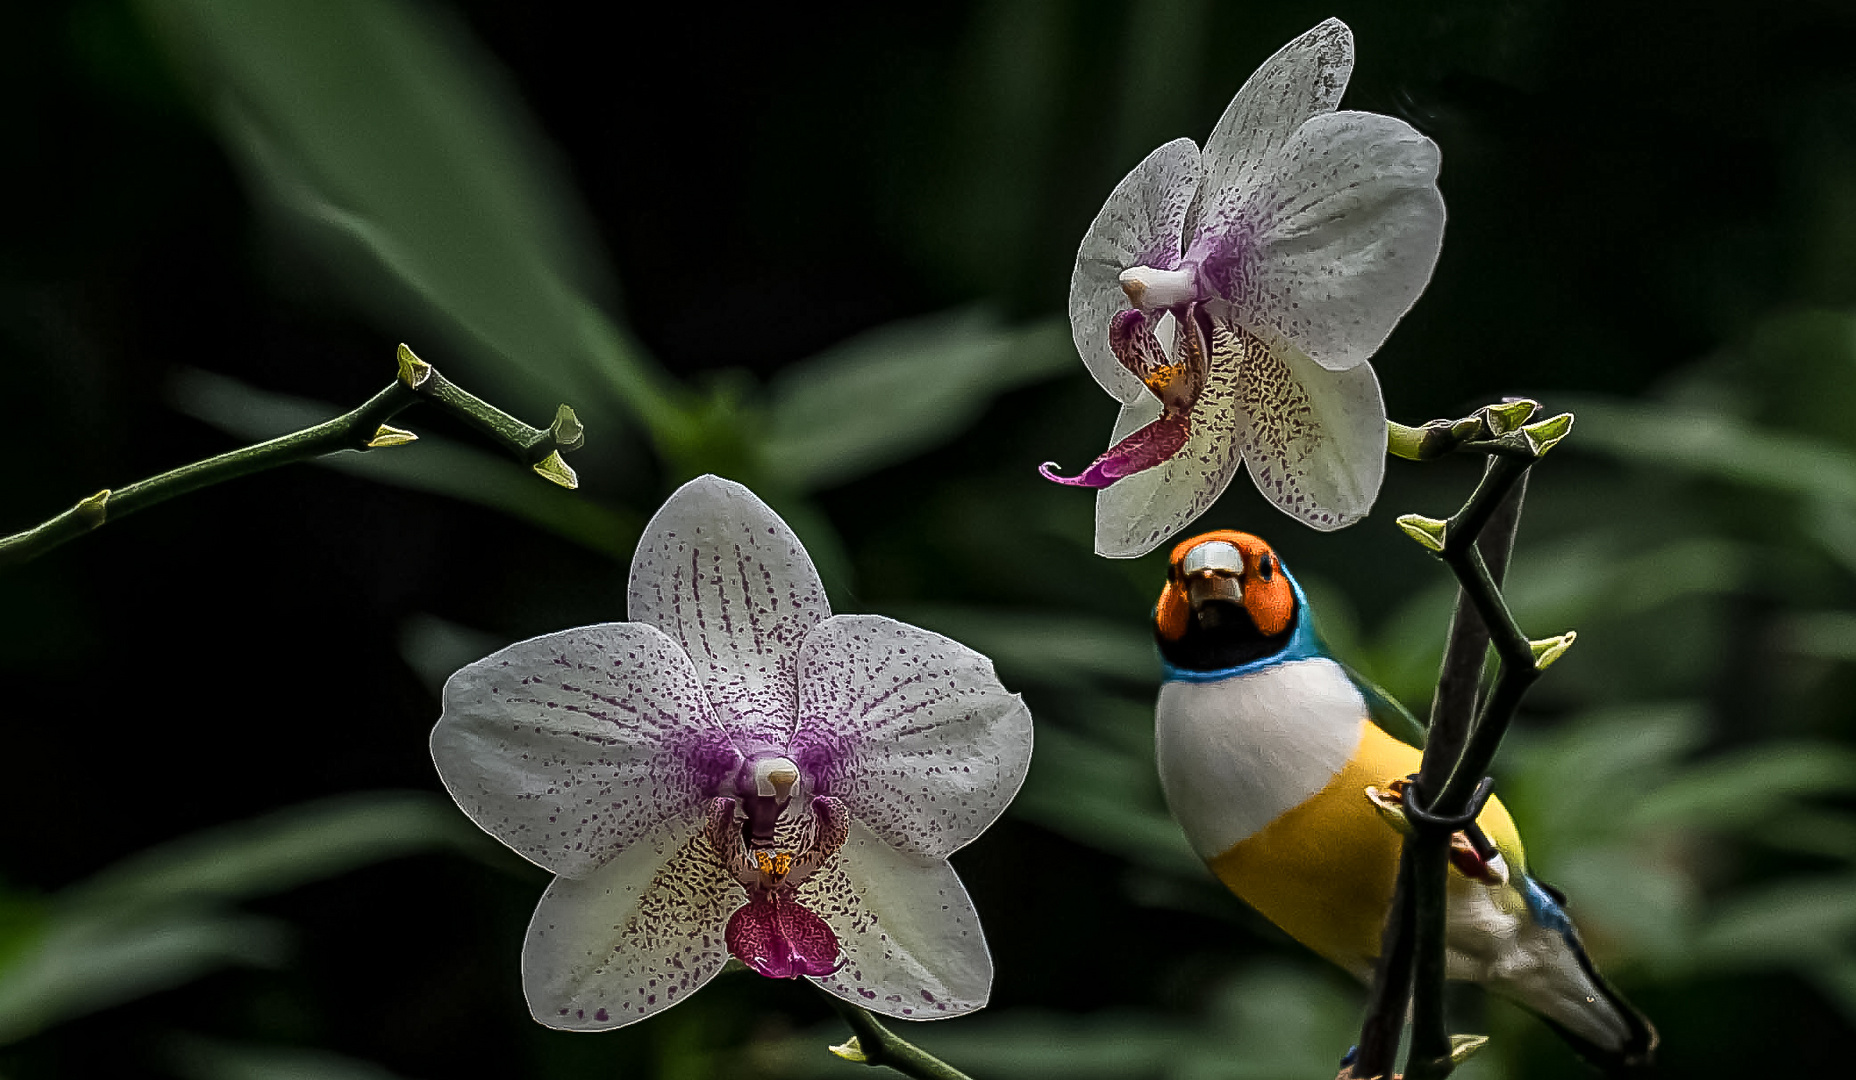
[0,344,581,571]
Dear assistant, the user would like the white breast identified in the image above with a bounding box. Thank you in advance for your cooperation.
[1155,658,1366,859]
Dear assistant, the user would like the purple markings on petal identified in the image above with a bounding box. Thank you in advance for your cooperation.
[432,623,743,878]
[1039,411,1191,488]
[790,616,1033,862]
[725,893,842,979]
[627,476,831,748]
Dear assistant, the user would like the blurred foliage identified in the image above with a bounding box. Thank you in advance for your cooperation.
[9,0,1856,1078]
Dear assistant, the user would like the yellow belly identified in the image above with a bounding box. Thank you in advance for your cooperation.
[1205,720,1522,978]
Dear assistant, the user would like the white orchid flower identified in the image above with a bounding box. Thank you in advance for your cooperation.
[1042,17,1446,556]
[431,475,1032,1029]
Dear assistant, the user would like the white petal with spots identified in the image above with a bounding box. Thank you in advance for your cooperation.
[789,616,1032,861]
[1070,138,1203,404]
[1232,326,1386,531]
[1212,109,1445,373]
[432,622,741,878]
[1092,349,1248,558]
[1192,17,1353,234]
[628,475,832,748]
[802,821,992,1019]
[522,811,736,1029]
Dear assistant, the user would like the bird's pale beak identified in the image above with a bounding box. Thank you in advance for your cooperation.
[1180,540,1246,613]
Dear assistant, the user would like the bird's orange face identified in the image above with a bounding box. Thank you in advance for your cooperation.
[1155,530,1296,642]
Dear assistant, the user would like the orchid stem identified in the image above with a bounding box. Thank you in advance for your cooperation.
[821,994,977,1080]
[1352,402,1554,1080]
[0,344,583,572]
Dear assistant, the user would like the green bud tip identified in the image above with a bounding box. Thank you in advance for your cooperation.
[532,450,579,490]
[1396,513,1449,552]
[75,488,110,528]
[1449,1034,1491,1065]
[395,343,433,388]
[828,1037,868,1064]
[1522,412,1575,457]
[366,424,419,448]
[550,404,585,452]
[1483,398,1539,435]
[1531,631,1577,670]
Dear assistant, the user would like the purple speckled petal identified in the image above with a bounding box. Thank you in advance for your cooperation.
[1235,325,1386,531]
[800,820,992,1019]
[1092,337,1248,557]
[789,616,1032,861]
[1189,18,1353,236]
[432,623,742,878]
[628,475,831,749]
[1199,110,1444,373]
[522,812,735,1030]
[1070,138,1203,405]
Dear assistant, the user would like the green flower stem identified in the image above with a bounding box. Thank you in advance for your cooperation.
[822,995,977,1080]
[0,346,580,572]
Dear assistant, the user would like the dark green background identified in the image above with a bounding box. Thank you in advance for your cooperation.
[7,1,1856,1077]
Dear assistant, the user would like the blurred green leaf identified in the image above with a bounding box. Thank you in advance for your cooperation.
[398,613,510,694]
[1013,723,1200,878]
[1569,397,1856,505]
[65,792,478,912]
[1776,610,1856,662]
[759,963,1365,1080]
[1629,743,1856,832]
[1693,874,1856,968]
[0,909,288,1044]
[170,368,638,559]
[761,312,1073,490]
[169,1037,418,1080]
[883,604,1157,687]
[1500,703,1706,860]
[137,0,682,435]
[0,792,484,1044]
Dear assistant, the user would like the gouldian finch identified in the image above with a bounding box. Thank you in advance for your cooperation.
[1153,530,1656,1073]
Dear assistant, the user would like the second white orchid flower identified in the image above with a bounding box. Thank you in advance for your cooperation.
[1042,17,1445,556]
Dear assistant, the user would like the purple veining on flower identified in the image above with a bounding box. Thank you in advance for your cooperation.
[1045,17,1446,557]
[430,475,1032,1030]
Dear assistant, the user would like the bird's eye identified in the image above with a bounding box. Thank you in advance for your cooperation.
[1257,556,1274,582]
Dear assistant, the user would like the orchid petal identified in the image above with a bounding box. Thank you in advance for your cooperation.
[521,813,734,1029]
[628,475,831,749]
[1190,17,1354,236]
[789,616,1032,861]
[1038,411,1191,488]
[1092,355,1248,557]
[1069,138,1204,404]
[802,821,992,1019]
[432,623,742,878]
[1206,109,1445,372]
[1233,325,1387,530]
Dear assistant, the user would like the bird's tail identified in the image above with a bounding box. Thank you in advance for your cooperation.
[1495,877,1658,1076]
